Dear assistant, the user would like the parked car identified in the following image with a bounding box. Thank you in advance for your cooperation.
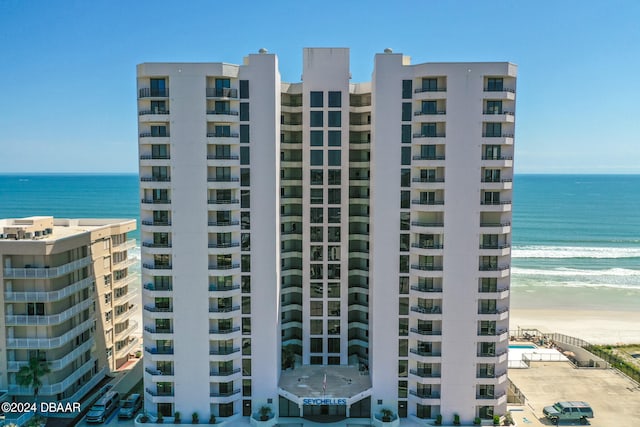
[118,393,143,419]
[86,391,120,423]
[543,401,593,424]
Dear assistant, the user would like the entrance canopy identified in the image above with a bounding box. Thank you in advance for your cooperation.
[279,365,372,406]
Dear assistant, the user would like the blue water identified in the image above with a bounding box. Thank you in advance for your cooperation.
[1,173,639,295]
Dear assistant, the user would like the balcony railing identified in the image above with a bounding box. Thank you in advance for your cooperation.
[483,133,514,138]
[143,305,173,313]
[145,367,174,376]
[140,154,171,160]
[410,349,442,357]
[477,370,507,379]
[209,327,241,334]
[412,155,446,161]
[483,110,514,115]
[207,154,240,160]
[409,369,441,378]
[479,244,510,249]
[478,328,508,336]
[484,86,515,92]
[481,155,513,160]
[209,389,241,397]
[208,305,240,313]
[143,264,172,270]
[206,88,238,98]
[410,285,443,293]
[139,88,169,98]
[142,242,172,248]
[208,242,240,249]
[139,110,170,115]
[411,243,444,249]
[414,87,447,93]
[143,283,173,291]
[480,222,510,227]
[3,257,91,279]
[207,177,240,182]
[145,347,175,355]
[5,297,93,326]
[481,178,513,183]
[209,348,240,355]
[477,349,508,357]
[411,265,443,271]
[479,265,510,271]
[206,110,239,116]
[480,200,512,206]
[477,307,509,315]
[207,132,239,138]
[411,200,445,205]
[140,177,171,182]
[6,318,93,349]
[207,221,239,226]
[409,390,441,398]
[208,264,240,270]
[476,391,506,400]
[208,284,240,292]
[414,110,446,116]
[409,328,442,336]
[4,276,93,302]
[411,305,442,314]
[144,326,173,334]
[413,133,446,139]
[141,199,171,204]
[207,199,239,204]
[478,286,509,293]
[146,387,174,396]
[412,177,445,183]
[210,368,241,376]
[411,221,444,227]
[140,132,170,138]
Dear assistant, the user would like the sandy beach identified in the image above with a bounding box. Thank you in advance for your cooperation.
[510,308,640,345]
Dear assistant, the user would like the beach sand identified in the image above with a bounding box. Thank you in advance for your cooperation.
[510,308,640,344]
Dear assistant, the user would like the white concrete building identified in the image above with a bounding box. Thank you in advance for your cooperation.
[0,216,137,422]
[137,48,515,425]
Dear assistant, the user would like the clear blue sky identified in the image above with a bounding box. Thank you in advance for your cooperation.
[1,0,638,174]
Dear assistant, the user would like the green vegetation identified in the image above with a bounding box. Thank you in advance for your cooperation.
[17,358,51,403]
[585,345,640,384]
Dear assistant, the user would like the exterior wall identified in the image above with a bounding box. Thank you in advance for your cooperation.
[0,217,136,405]
[138,49,516,425]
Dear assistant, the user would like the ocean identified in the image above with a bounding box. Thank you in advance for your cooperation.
[1,174,639,311]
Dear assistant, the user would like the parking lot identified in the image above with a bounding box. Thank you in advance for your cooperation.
[508,361,640,426]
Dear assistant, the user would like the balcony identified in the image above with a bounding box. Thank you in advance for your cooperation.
[210,368,241,377]
[410,305,442,315]
[143,283,173,292]
[140,176,171,182]
[144,305,173,313]
[139,109,170,116]
[143,263,172,270]
[414,110,446,116]
[145,367,174,376]
[207,220,240,227]
[5,297,93,326]
[145,347,175,355]
[140,154,171,160]
[209,348,240,356]
[140,132,170,138]
[414,87,446,93]
[409,369,441,378]
[144,326,173,335]
[206,88,238,98]
[207,132,239,138]
[409,328,442,336]
[5,318,93,349]
[4,276,93,302]
[139,88,169,98]
[146,387,174,397]
[9,358,96,396]
[409,390,440,400]
[209,326,241,335]
[115,336,140,358]
[207,199,240,207]
[412,177,444,183]
[206,154,240,160]
[208,264,240,271]
[208,306,240,313]
[411,243,444,250]
[3,257,91,279]
[143,242,172,248]
[7,338,94,372]
[411,200,445,206]
[206,109,239,116]
[412,133,446,140]
[411,265,443,272]
[207,177,239,183]
[410,285,443,294]
[478,265,510,272]
[208,284,240,292]
[411,221,444,229]
[141,198,171,205]
[477,349,508,359]
[409,348,442,357]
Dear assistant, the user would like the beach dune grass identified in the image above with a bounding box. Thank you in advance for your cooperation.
[585,344,640,384]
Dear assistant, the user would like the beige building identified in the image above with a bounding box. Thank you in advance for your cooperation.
[0,216,137,407]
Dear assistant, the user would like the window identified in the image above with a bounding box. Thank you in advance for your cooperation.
[328,111,341,127]
[150,78,166,96]
[328,227,340,242]
[311,283,323,298]
[310,170,323,185]
[327,320,338,335]
[239,80,249,99]
[150,125,167,137]
[310,91,323,107]
[400,169,410,187]
[400,191,410,209]
[241,190,250,208]
[310,226,323,242]
[27,303,45,315]
[310,208,323,223]
[421,100,437,114]
[399,277,409,294]
[398,338,408,356]
[241,168,250,186]
[483,145,501,160]
[310,150,323,166]
[401,147,411,165]
[421,78,438,92]
[241,233,250,251]
[398,360,407,377]
[311,246,323,261]
[402,80,412,99]
[401,125,411,143]
[401,103,412,121]
[327,301,340,316]
[486,77,503,91]
[400,234,409,251]
[310,319,323,334]
[486,100,502,114]
[242,317,251,334]
[328,150,341,166]
[328,169,340,185]
[309,188,322,204]
[239,103,249,121]
[484,122,502,137]
[310,111,323,127]
[328,91,341,107]
[240,146,250,165]
[241,212,250,230]
[328,338,340,353]
[327,282,340,297]
[327,264,340,279]
[421,123,437,137]
[484,169,501,182]
[241,255,251,272]
[310,131,323,146]
[400,212,410,230]
[328,130,341,146]
[328,207,340,223]
[310,301,323,317]
[240,125,250,143]
[399,255,409,273]
[150,100,167,114]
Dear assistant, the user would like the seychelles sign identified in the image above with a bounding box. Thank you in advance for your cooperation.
[302,398,347,405]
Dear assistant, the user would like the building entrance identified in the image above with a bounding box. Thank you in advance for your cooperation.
[303,404,347,422]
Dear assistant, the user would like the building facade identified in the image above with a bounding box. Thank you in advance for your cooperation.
[0,217,137,414]
[138,48,515,425]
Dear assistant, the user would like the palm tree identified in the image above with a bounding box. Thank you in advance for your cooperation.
[17,357,51,404]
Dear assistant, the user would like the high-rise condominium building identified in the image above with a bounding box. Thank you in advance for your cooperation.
[0,216,137,422]
[138,48,515,425]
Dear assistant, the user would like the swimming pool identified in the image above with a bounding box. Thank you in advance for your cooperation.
[509,344,537,349]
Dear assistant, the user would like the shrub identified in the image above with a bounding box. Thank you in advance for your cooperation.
[493,414,501,425]
[474,417,482,425]
[453,413,461,425]
[209,415,216,424]
[435,414,443,425]
[192,412,199,424]
[174,411,181,424]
